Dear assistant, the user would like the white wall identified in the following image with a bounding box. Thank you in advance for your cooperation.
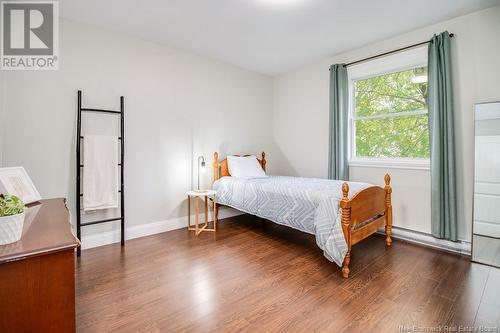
[0,69,4,166]
[2,19,275,239]
[273,6,500,241]
[4,7,499,246]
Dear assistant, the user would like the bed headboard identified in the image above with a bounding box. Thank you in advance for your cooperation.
[213,151,266,182]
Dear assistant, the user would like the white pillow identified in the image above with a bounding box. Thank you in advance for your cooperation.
[227,155,267,179]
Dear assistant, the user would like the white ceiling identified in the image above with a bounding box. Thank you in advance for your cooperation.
[60,0,499,75]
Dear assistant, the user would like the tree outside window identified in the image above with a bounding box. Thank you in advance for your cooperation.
[352,67,429,159]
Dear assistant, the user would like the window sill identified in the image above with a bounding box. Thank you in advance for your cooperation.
[348,158,430,171]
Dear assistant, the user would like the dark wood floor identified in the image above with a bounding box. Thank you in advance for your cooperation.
[76,215,500,333]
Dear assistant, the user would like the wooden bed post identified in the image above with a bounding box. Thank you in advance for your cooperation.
[213,152,220,221]
[213,152,219,182]
[261,152,266,171]
[384,174,393,247]
[340,183,351,278]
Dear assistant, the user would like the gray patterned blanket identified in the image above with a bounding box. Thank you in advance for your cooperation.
[213,175,370,266]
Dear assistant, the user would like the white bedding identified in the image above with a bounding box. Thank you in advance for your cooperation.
[213,175,370,266]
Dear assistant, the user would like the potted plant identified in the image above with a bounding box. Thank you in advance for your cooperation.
[0,194,26,245]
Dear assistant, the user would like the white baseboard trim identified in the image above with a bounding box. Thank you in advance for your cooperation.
[80,207,243,250]
[82,211,471,256]
[378,226,471,256]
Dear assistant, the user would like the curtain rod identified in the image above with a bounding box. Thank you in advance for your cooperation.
[339,33,454,68]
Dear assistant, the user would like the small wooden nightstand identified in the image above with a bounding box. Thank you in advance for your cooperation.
[186,190,217,236]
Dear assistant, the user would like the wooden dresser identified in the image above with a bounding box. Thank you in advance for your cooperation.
[0,198,80,333]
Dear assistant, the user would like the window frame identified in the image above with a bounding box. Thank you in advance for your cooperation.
[347,47,430,170]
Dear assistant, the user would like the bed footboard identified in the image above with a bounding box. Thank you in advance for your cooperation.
[340,174,392,278]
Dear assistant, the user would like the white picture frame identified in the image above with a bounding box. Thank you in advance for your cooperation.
[0,167,42,204]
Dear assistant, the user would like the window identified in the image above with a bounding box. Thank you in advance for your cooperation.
[348,47,430,169]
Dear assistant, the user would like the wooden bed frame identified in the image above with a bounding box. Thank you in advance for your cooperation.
[212,151,392,278]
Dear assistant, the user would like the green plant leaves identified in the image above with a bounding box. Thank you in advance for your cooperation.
[0,194,25,217]
[354,67,430,158]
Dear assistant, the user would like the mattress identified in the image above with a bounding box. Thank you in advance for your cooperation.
[213,175,370,266]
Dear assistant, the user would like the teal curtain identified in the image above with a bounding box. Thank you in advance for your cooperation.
[328,64,349,180]
[428,31,458,241]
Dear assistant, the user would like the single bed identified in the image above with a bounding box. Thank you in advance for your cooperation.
[212,152,392,278]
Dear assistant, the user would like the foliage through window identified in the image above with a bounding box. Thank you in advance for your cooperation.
[352,67,429,159]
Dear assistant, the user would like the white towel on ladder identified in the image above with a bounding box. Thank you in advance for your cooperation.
[83,135,119,211]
